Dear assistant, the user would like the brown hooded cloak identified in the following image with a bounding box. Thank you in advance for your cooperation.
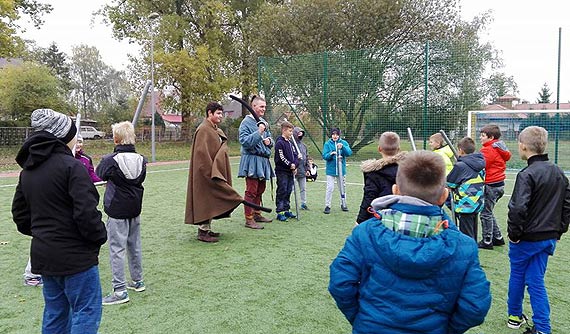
[185,119,243,224]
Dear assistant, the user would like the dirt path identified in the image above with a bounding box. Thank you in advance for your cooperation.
[0,160,190,179]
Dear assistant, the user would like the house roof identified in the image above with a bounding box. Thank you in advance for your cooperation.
[162,114,182,123]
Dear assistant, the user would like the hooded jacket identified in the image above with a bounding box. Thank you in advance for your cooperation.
[293,127,309,177]
[356,152,406,223]
[322,138,352,176]
[96,144,146,219]
[480,139,511,184]
[75,149,102,183]
[12,131,107,276]
[329,195,491,334]
[274,135,298,174]
[446,152,486,214]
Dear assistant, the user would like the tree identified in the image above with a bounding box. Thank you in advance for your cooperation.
[254,0,497,152]
[0,61,69,122]
[0,0,52,57]
[537,83,552,104]
[483,72,519,104]
[32,42,72,93]
[68,45,130,119]
[100,0,277,120]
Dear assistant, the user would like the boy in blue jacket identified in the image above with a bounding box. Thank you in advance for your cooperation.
[274,121,298,221]
[322,127,352,214]
[329,150,491,334]
[506,126,570,334]
[446,137,485,241]
[96,121,147,305]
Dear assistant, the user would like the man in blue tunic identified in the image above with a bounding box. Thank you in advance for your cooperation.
[238,96,275,229]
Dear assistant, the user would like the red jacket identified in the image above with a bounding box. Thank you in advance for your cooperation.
[480,139,511,184]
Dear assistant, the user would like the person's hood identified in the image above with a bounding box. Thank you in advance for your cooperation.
[16,131,72,170]
[484,139,511,160]
[360,151,406,173]
[458,152,485,173]
[293,127,304,141]
[361,195,459,279]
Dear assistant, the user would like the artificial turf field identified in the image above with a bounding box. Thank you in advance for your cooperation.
[1,157,569,334]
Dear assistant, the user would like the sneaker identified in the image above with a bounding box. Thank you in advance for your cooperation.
[522,326,547,334]
[276,212,288,221]
[284,211,296,218]
[493,237,506,246]
[507,314,528,329]
[478,240,494,250]
[300,203,309,210]
[127,280,146,292]
[102,290,129,305]
[24,277,43,287]
[323,206,331,214]
[341,205,349,212]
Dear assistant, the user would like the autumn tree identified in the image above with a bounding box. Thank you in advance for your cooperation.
[0,62,69,122]
[0,0,52,57]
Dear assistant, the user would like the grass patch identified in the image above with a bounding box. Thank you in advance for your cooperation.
[1,158,570,333]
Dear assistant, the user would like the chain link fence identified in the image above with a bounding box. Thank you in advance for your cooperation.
[258,43,570,171]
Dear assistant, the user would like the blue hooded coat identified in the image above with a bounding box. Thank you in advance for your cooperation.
[329,196,491,334]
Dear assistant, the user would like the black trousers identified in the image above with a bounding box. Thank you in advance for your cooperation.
[456,212,478,241]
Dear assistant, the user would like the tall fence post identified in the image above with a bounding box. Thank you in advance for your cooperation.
[322,51,329,144]
[555,27,562,164]
[422,41,429,149]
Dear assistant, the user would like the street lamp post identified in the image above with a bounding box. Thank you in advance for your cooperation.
[149,12,159,162]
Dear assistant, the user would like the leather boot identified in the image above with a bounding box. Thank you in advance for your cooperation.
[245,218,264,229]
[253,214,273,223]
[197,229,219,242]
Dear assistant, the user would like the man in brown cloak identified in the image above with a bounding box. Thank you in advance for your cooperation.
[185,102,243,242]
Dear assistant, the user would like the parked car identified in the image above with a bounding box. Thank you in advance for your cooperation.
[80,126,105,139]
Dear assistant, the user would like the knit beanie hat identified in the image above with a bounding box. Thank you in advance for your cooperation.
[31,108,77,144]
[330,127,341,136]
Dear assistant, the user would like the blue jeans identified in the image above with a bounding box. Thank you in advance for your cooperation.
[42,266,102,334]
[480,184,504,242]
[508,239,557,334]
[275,171,294,212]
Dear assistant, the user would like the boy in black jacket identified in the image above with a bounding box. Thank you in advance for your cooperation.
[356,131,406,224]
[12,109,107,334]
[506,126,570,334]
[274,121,298,221]
[96,121,147,305]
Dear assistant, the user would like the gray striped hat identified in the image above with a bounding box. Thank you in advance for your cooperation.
[31,108,77,143]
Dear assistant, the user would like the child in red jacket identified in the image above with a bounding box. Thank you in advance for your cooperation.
[478,124,511,249]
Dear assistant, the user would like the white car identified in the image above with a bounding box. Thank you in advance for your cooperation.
[80,126,105,139]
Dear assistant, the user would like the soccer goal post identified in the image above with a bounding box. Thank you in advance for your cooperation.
[467,109,570,169]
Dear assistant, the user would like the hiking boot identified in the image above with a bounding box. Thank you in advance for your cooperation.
[284,211,296,219]
[478,240,493,250]
[323,206,331,214]
[522,325,547,334]
[300,203,309,210]
[493,237,506,246]
[245,219,264,229]
[341,205,349,212]
[102,290,129,305]
[208,230,221,237]
[127,280,146,292]
[197,229,219,243]
[24,277,43,287]
[253,214,273,223]
[276,212,288,221]
[507,314,528,329]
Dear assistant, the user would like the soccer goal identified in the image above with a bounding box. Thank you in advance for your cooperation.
[467,109,570,170]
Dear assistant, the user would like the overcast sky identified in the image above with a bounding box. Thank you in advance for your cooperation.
[18,0,570,104]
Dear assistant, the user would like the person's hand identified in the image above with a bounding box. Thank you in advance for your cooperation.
[330,151,337,155]
[290,163,296,170]
[263,137,271,146]
[336,143,343,149]
[258,122,266,133]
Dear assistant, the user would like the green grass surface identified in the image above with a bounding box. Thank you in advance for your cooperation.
[1,158,569,333]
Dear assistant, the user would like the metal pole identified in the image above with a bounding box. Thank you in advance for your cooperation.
[422,41,429,150]
[149,13,159,162]
[555,27,562,164]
